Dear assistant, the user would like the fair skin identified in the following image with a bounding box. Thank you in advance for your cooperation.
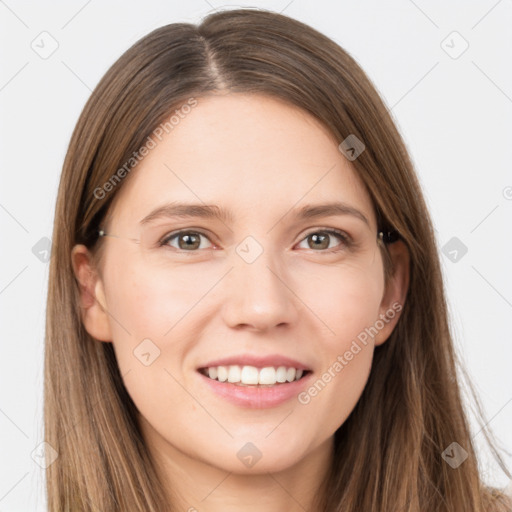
[72,93,409,511]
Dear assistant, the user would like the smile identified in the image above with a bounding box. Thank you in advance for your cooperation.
[198,365,309,386]
[197,365,313,409]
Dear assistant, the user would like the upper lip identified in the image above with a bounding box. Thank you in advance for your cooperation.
[198,354,311,371]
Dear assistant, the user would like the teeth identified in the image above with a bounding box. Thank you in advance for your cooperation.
[201,365,306,385]
[217,366,228,382]
[259,367,276,385]
[241,365,259,384]
[228,365,242,383]
[276,366,287,383]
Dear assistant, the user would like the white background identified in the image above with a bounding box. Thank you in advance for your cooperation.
[1,1,511,510]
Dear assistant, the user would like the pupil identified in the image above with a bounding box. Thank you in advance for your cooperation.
[310,233,328,250]
[180,234,199,250]
[176,232,331,251]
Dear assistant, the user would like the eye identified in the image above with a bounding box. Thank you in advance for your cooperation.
[159,228,351,253]
[160,230,215,251]
[296,229,351,252]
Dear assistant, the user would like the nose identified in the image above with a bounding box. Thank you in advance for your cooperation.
[221,249,300,332]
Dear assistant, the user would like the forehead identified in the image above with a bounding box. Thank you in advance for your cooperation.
[106,93,376,231]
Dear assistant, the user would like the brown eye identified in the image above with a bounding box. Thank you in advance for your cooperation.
[298,229,350,251]
[160,231,213,251]
[308,232,329,250]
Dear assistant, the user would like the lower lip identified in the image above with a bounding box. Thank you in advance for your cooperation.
[197,371,313,409]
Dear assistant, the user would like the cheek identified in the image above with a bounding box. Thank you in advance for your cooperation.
[306,343,373,436]
[103,261,198,428]
[104,259,211,338]
[102,259,220,394]
[296,261,383,425]
[301,258,385,346]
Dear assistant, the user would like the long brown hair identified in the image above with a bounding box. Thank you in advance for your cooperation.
[44,8,511,511]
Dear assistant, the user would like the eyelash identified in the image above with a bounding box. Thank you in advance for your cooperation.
[158,228,352,254]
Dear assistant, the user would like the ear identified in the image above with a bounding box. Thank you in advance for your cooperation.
[71,244,112,342]
[374,239,410,346]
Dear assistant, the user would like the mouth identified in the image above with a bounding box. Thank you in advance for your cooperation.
[197,365,312,387]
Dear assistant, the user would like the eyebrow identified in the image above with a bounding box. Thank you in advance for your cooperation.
[139,201,370,227]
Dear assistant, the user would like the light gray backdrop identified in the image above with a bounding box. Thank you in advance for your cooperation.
[1,1,511,510]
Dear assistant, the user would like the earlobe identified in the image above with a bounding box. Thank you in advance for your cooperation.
[374,239,410,346]
[71,244,112,342]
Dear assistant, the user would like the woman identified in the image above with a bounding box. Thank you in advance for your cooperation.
[44,8,511,511]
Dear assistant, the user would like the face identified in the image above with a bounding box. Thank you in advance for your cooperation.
[74,93,407,476]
